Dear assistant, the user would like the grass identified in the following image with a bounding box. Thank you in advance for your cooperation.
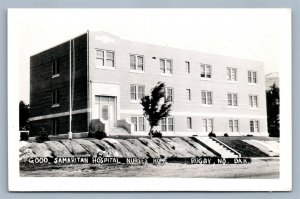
[216,137,272,157]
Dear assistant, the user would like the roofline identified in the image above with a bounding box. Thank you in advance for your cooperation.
[30,31,89,58]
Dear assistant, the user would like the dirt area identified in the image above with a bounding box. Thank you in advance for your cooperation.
[20,158,279,178]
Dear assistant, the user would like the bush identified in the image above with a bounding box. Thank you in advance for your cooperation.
[224,133,229,137]
[35,128,49,143]
[95,131,107,140]
[247,134,254,137]
[20,131,29,141]
[89,119,105,138]
[208,131,216,137]
[149,130,162,138]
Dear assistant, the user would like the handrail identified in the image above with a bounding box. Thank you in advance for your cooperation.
[211,137,241,157]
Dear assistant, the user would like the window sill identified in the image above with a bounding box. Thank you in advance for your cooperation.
[227,80,237,84]
[201,104,213,107]
[227,106,238,109]
[52,74,60,78]
[200,77,212,81]
[130,100,141,104]
[160,73,173,77]
[51,104,60,108]
[250,107,259,110]
[130,70,144,74]
[248,83,257,86]
[96,66,116,71]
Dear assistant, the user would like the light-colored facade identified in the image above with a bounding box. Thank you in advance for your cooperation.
[88,31,268,136]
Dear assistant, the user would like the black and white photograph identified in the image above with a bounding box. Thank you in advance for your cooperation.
[8,8,291,191]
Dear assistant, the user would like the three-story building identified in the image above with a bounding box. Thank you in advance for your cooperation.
[29,31,268,137]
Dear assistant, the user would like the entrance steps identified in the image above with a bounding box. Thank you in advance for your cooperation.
[109,127,130,136]
[194,137,240,158]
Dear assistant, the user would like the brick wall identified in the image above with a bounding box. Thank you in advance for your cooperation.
[29,113,88,136]
[29,33,88,135]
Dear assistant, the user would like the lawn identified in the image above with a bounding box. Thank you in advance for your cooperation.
[216,136,279,157]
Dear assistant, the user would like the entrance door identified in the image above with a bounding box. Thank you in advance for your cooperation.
[95,96,116,132]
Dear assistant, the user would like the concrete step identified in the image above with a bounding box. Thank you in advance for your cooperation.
[109,127,130,135]
[195,137,239,158]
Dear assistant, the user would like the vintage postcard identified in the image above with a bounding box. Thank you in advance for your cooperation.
[8,8,291,191]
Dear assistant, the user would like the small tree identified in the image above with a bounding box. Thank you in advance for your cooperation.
[140,82,172,135]
[266,83,280,137]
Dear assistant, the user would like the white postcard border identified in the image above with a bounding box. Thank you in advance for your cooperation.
[8,8,292,191]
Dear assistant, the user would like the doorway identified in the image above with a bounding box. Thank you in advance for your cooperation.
[95,96,116,132]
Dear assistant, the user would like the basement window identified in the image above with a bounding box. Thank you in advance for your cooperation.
[229,120,239,132]
[52,119,59,135]
[131,116,145,132]
[202,118,213,133]
[250,120,260,133]
[161,117,174,132]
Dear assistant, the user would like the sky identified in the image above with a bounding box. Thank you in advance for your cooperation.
[12,9,289,103]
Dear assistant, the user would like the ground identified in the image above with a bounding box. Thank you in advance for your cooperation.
[19,136,280,178]
[20,158,279,178]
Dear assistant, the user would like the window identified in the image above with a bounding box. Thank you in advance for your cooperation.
[229,120,239,132]
[187,117,192,129]
[200,64,212,79]
[201,91,213,105]
[161,117,174,132]
[249,95,258,108]
[185,61,190,74]
[248,70,257,83]
[160,59,173,74]
[52,119,59,135]
[95,49,115,67]
[228,93,238,106]
[186,89,191,101]
[52,60,59,76]
[202,118,213,133]
[130,85,145,101]
[165,88,174,103]
[52,89,59,106]
[227,67,237,81]
[250,120,260,133]
[131,117,145,132]
[130,54,144,71]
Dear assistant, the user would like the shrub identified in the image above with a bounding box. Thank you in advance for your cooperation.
[20,131,29,141]
[89,119,105,138]
[35,128,49,143]
[208,131,216,137]
[247,134,254,137]
[149,130,162,138]
[224,133,229,137]
[95,131,107,140]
